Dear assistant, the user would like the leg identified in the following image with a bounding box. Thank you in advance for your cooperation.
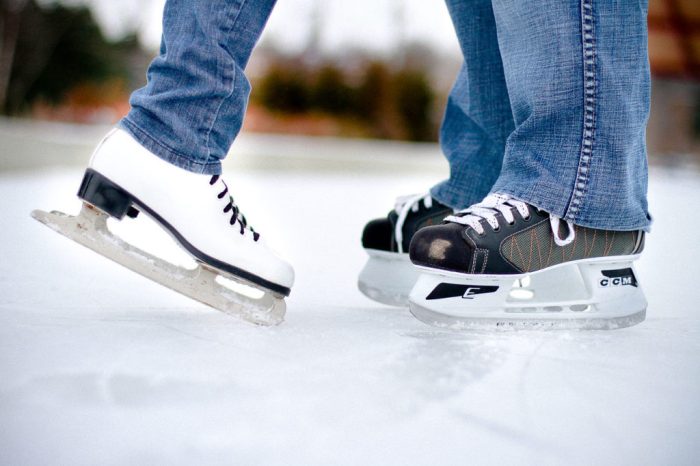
[490,0,651,231]
[33,0,294,325]
[430,0,514,210]
[121,0,277,174]
[358,0,514,305]
[407,0,650,328]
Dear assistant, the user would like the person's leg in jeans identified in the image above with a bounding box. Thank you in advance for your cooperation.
[408,0,651,327]
[430,0,514,210]
[436,0,651,230]
[52,0,294,324]
[488,0,651,230]
[358,0,515,306]
[121,0,277,174]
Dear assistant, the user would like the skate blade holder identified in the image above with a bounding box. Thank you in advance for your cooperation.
[409,259,647,330]
[358,249,417,307]
[31,204,286,326]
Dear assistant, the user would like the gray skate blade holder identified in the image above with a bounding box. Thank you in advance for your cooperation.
[31,205,286,326]
[407,259,647,331]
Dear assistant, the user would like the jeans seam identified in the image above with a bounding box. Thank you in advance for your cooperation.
[566,0,596,222]
[203,0,247,160]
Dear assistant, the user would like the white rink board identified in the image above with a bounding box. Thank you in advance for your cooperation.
[0,132,699,466]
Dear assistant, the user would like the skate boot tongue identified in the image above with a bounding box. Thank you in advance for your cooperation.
[446,193,529,234]
[446,193,576,247]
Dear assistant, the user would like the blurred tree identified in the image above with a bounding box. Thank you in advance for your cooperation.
[257,64,311,114]
[1,0,135,115]
[312,64,353,114]
[252,59,439,141]
[355,61,398,139]
[393,69,435,141]
[0,0,29,110]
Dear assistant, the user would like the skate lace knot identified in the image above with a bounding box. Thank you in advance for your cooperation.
[394,193,433,253]
[210,175,260,241]
[445,193,575,247]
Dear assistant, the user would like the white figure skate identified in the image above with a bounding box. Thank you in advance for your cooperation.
[32,129,294,326]
[358,193,452,306]
[407,194,647,330]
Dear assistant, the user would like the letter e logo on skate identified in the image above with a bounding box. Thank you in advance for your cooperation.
[599,268,638,288]
[462,287,485,299]
[426,283,499,300]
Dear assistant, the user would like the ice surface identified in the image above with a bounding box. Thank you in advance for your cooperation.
[1,128,699,465]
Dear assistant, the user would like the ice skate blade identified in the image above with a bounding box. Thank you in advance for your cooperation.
[357,250,417,307]
[31,205,285,326]
[409,302,646,331]
[408,257,648,331]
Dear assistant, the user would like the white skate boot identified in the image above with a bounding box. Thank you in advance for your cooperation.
[408,194,647,330]
[358,193,452,306]
[32,128,294,325]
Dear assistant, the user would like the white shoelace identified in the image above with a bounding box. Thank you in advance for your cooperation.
[394,193,434,253]
[445,193,576,247]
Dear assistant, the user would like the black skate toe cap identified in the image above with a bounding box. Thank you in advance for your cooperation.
[362,217,393,251]
[409,223,473,274]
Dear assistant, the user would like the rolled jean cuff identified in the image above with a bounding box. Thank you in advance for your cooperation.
[119,116,222,175]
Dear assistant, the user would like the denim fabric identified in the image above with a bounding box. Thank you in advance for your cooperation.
[122,0,651,231]
[430,0,514,214]
[121,0,276,174]
[432,0,651,231]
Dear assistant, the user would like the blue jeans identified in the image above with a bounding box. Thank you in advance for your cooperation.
[431,0,651,231]
[121,0,277,174]
[121,0,651,231]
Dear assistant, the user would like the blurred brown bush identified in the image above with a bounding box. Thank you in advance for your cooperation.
[252,59,436,142]
[649,0,700,79]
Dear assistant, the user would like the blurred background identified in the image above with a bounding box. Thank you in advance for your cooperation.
[0,0,698,157]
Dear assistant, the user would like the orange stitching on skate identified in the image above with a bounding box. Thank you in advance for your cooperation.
[588,229,597,256]
[604,230,616,256]
[535,228,544,269]
[500,219,548,272]
[514,236,528,272]
[603,230,609,256]
[566,226,578,261]
[527,229,535,271]
[546,231,554,268]
[561,235,566,262]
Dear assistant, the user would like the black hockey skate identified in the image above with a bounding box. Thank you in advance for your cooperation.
[358,193,453,306]
[408,194,647,330]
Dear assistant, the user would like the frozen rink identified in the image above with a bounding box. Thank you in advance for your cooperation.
[1,121,699,465]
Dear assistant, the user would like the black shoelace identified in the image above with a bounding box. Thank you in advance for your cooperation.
[210,175,260,242]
